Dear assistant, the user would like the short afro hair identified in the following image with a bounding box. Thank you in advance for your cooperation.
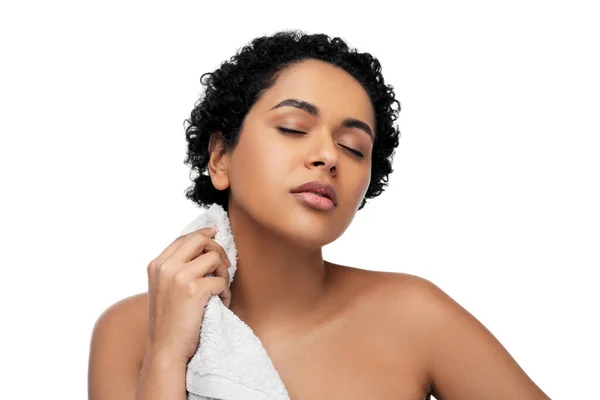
[183,29,401,212]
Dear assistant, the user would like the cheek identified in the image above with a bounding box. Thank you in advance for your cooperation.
[228,135,291,199]
[347,168,371,202]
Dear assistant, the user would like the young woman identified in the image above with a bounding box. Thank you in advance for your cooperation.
[88,30,551,400]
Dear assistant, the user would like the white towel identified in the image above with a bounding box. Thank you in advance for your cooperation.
[179,203,291,400]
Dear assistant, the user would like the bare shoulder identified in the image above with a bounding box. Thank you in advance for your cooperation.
[330,262,436,309]
[349,267,463,341]
[341,266,550,399]
[88,292,149,399]
[92,291,149,362]
[327,265,438,397]
[335,265,447,346]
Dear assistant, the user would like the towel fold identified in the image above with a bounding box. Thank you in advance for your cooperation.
[179,203,291,400]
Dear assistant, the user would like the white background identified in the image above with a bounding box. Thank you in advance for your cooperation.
[1,1,598,399]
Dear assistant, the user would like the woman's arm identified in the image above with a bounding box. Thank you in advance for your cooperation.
[136,350,188,400]
[407,277,551,400]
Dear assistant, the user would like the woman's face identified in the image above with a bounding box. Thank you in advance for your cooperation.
[212,58,376,248]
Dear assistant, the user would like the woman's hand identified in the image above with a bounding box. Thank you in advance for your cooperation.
[144,226,232,366]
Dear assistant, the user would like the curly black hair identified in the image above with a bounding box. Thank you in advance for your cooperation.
[183,29,401,212]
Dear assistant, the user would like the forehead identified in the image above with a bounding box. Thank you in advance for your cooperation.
[256,59,375,126]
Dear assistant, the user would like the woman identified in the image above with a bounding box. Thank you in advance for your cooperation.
[88,30,551,399]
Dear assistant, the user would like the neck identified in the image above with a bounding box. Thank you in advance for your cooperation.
[225,201,335,340]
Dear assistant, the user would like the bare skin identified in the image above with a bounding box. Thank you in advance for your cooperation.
[91,265,434,399]
[88,59,551,399]
[89,263,550,399]
[227,264,435,399]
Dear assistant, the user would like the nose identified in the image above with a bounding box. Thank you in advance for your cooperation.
[305,128,339,174]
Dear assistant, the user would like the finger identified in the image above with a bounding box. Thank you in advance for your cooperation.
[199,276,232,307]
[175,228,231,267]
[178,249,231,284]
[151,227,216,267]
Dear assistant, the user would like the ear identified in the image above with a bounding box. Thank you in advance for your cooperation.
[207,132,231,191]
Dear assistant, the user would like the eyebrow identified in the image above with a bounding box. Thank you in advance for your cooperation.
[269,98,374,141]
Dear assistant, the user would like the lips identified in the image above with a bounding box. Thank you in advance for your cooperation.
[290,180,338,206]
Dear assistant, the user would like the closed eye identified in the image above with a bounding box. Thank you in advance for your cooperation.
[277,127,305,134]
[276,127,365,158]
